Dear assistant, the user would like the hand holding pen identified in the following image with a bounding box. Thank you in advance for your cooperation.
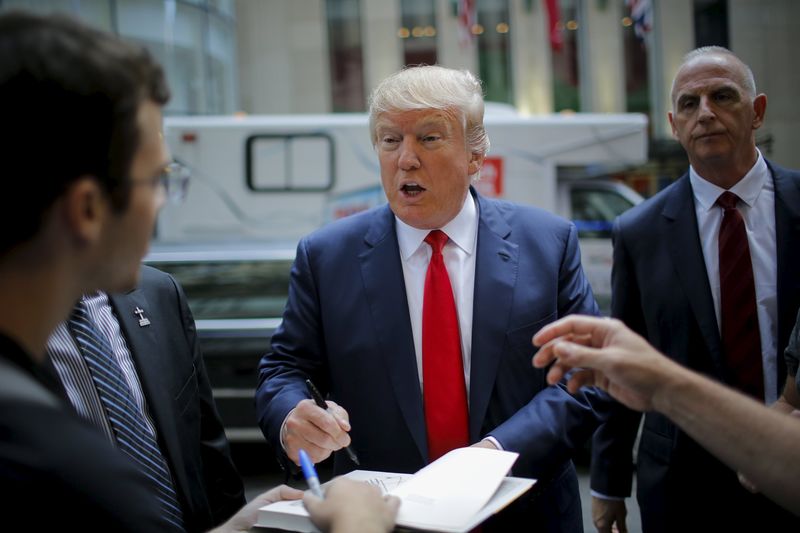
[305,379,360,465]
[280,379,360,465]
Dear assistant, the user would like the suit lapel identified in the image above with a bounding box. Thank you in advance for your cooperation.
[772,162,800,391]
[108,290,191,503]
[359,206,428,460]
[662,176,723,370]
[468,193,518,441]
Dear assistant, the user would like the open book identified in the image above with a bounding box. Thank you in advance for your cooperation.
[256,447,535,533]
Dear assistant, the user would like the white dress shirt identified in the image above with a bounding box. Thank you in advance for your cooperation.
[689,149,778,403]
[395,193,479,397]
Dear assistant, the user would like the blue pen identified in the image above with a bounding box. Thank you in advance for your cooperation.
[298,448,324,499]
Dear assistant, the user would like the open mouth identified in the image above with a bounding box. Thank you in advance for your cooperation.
[401,182,426,196]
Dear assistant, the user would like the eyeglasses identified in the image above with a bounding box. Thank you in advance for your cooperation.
[159,161,191,205]
[133,161,191,205]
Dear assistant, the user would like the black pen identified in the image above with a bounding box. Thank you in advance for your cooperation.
[305,379,360,465]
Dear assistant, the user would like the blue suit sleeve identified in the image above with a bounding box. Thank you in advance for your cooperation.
[255,238,323,458]
[488,223,612,476]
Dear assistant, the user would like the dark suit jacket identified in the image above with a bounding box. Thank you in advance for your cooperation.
[591,161,800,531]
[50,266,245,532]
[0,333,170,532]
[256,189,612,532]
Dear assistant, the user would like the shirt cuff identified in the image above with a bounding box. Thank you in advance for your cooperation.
[591,490,625,501]
[279,408,296,453]
[483,435,503,450]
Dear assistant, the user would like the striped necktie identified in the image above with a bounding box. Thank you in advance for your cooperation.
[68,300,185,531]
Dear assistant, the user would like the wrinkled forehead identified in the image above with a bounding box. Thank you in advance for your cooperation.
[374,108,460,132]
[672,54,748,102]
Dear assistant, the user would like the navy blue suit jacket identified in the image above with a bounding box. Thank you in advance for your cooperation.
[256,189,611,530]
[591,161,800,531]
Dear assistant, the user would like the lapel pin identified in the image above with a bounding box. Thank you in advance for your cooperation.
[133,306,151,327]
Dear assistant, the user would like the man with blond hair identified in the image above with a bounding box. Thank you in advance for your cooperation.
[257,65,613,532]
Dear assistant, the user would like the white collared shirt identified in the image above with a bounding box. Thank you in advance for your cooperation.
[689,150,778,403]
[395,193,479,397]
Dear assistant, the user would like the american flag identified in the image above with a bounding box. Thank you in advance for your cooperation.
[457,0,476,48]
[626,0,652,40]
[544,0,563,52]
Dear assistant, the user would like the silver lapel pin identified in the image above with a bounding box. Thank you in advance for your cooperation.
[133,306,151,327]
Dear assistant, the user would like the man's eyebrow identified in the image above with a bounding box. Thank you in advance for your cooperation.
[374,120,398,133]
[416,116,451,133]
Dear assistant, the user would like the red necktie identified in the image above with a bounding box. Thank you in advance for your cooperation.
[717,191,764,399]
[422,230,469,461]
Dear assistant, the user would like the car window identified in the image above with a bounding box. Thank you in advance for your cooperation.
[147,259,293,320]
[571,188,635,238]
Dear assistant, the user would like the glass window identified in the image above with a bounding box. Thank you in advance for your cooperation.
[551,0,580,112]
[477,0,512,104]
[400,0,437,66]
[247,134,334,191]
[208,0,235,17]
[0,1,225,114]
[326,0,366,112]
[694,0,729,48]
[1,0,113,30]
[571,187,635,238]
[207,13,238,113]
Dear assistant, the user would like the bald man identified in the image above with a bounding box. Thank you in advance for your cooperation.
[589,46,800,532]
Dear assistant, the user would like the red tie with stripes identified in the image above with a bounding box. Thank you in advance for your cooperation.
[717,191,764,399]
[422,230,469,461]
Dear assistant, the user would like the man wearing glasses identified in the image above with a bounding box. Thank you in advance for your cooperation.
[42,162,252,532]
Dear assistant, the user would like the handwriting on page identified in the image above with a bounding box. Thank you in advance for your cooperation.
[364,475,406,494]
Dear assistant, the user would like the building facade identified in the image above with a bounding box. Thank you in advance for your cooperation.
[4,0,798,174]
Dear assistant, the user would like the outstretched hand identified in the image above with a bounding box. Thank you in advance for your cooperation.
[532,315,683,412]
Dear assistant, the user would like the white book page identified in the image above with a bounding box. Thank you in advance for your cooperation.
[257,449,531,533]
[389,447,518,530]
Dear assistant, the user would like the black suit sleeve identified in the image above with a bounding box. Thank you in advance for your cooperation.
[171,274,246,525]
[590,217,644,497]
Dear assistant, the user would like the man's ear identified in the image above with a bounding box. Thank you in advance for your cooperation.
[468,152,485,176]
[667,111,679,140]
[61,176,107,244]
[752,93,767,130]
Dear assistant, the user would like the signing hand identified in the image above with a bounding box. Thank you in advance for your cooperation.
[283,399,353,464]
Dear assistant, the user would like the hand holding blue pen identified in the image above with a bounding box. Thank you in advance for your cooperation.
[305,379,361,465]
[298,448,325,499]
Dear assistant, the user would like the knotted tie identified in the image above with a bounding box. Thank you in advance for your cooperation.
[68,301,184,530]
[717,191,764,399]
[422,230,469,461]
